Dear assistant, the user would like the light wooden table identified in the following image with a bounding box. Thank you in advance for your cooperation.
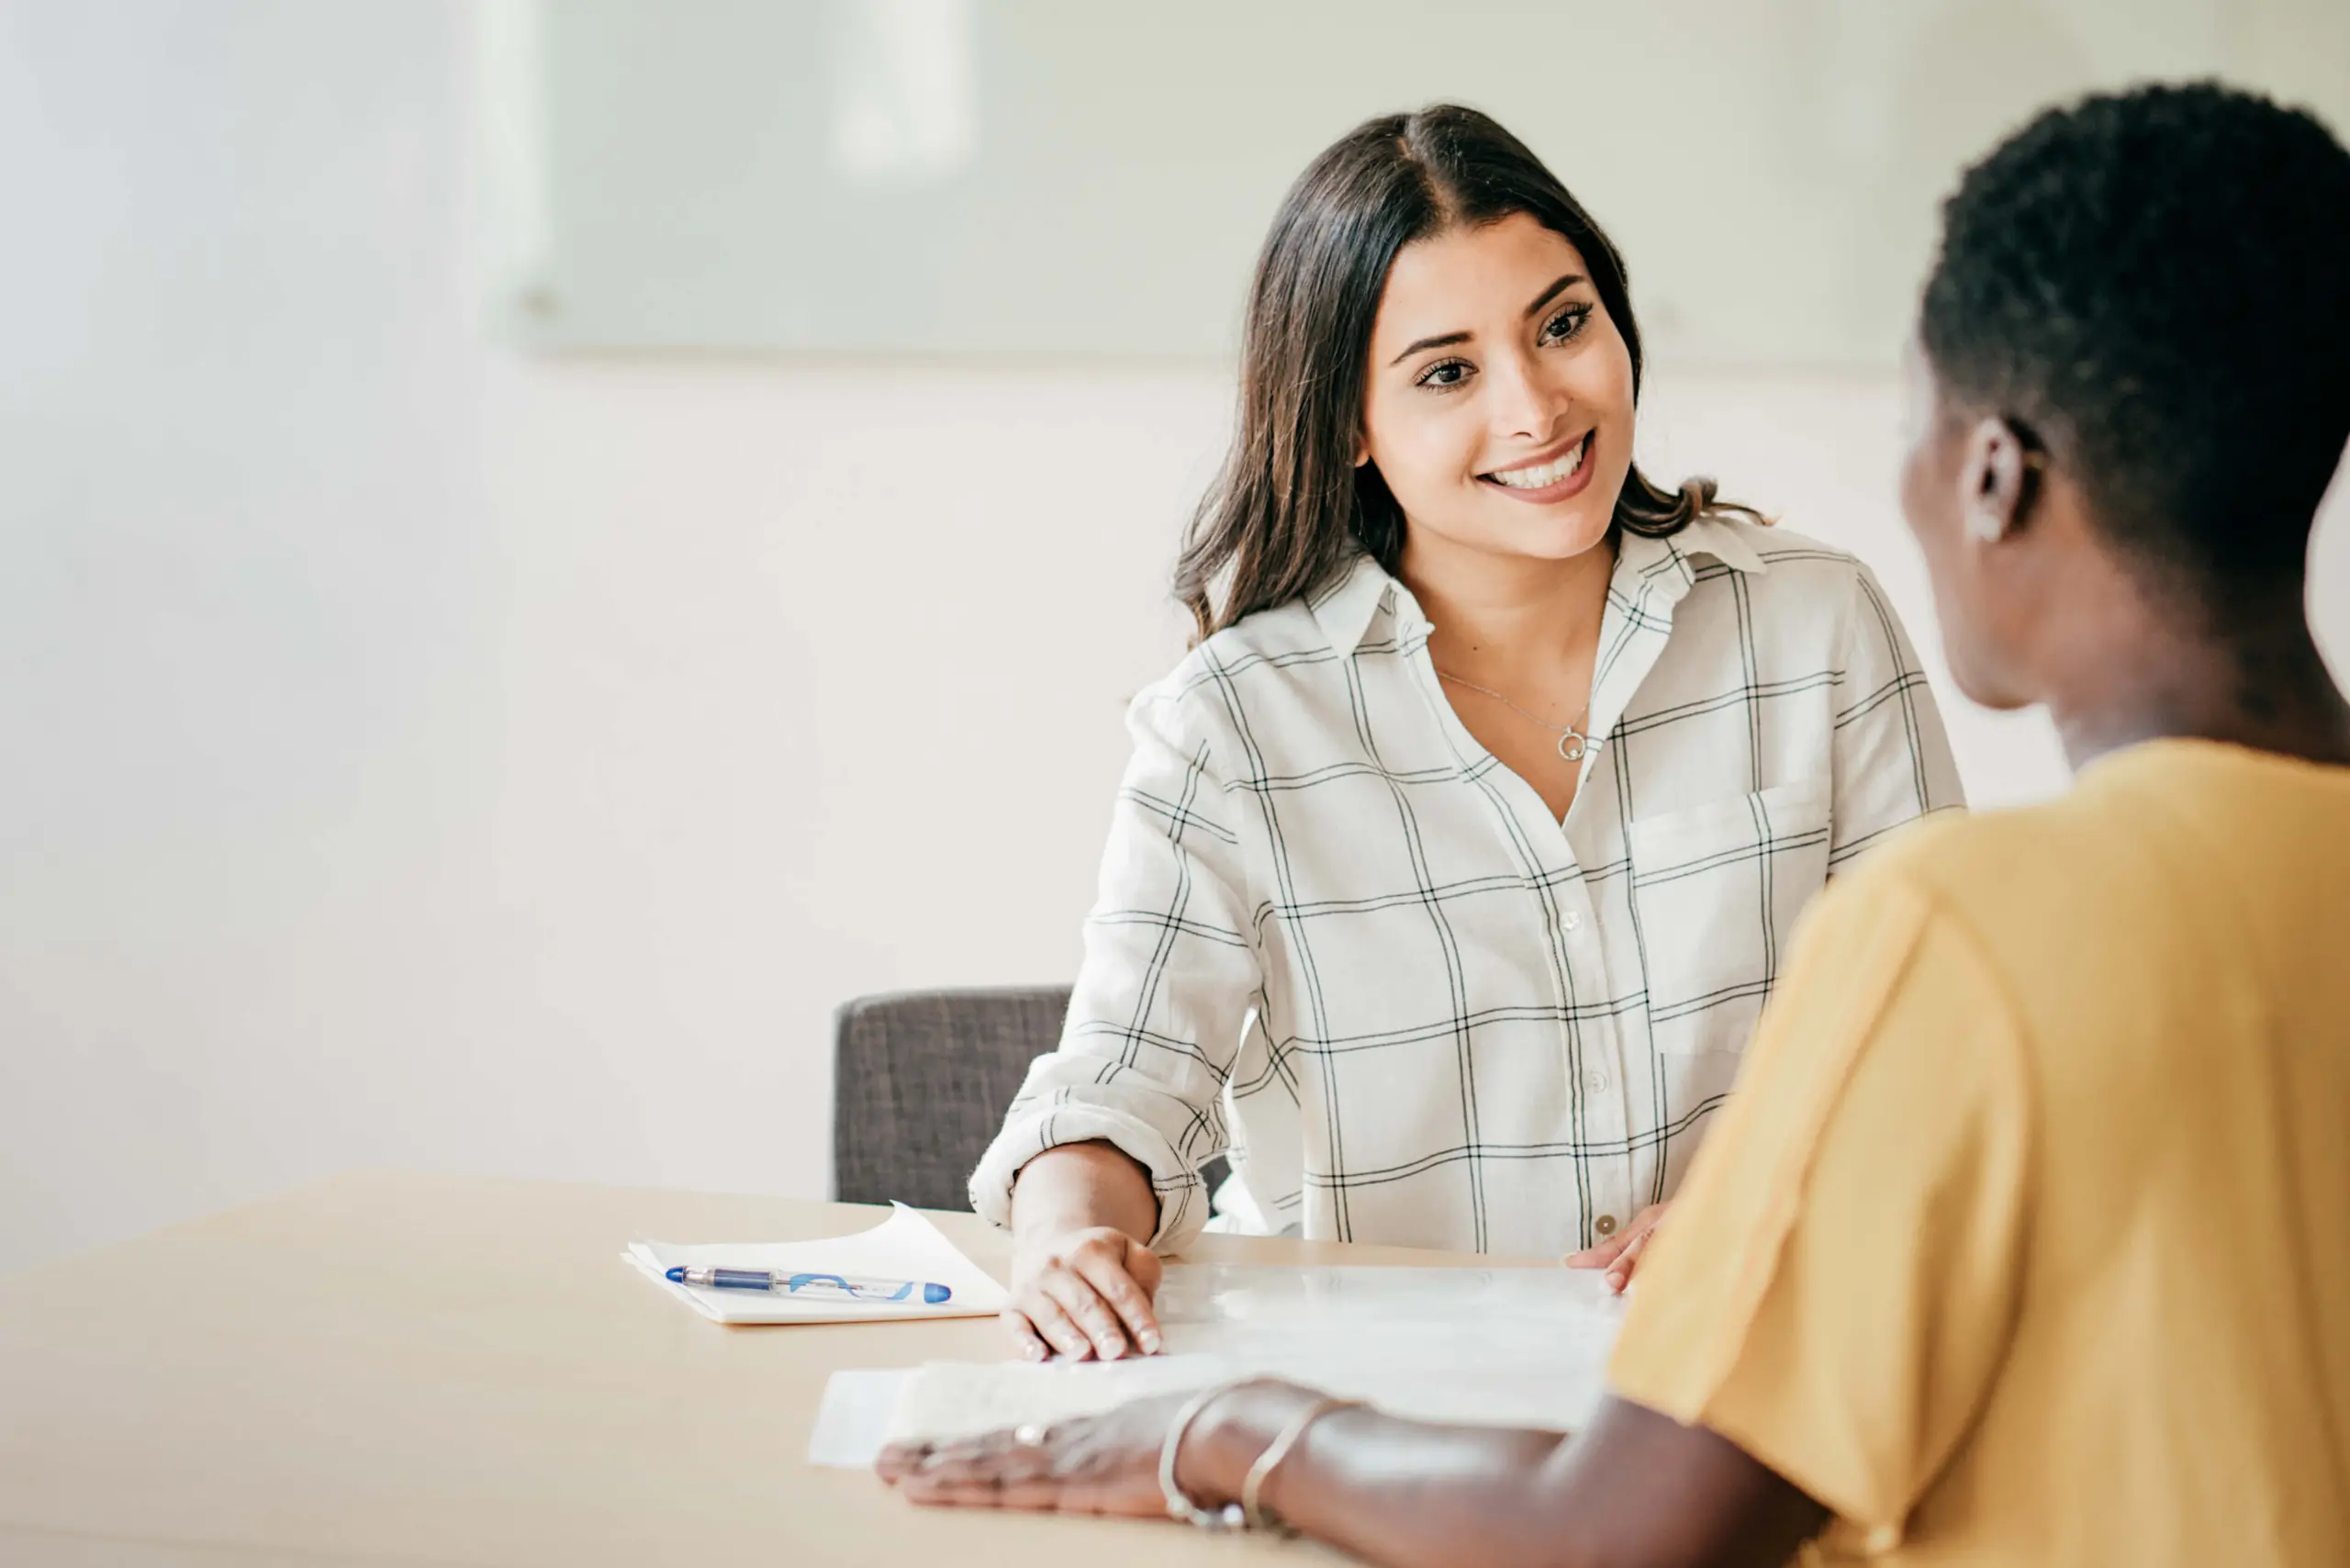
[0,1170,1528,1567]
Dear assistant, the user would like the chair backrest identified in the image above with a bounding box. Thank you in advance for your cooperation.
[831,985,1072,1211]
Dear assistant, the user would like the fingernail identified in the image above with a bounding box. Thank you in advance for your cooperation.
[1140,1332,1161,1354]
[1099,1341,1125,1360]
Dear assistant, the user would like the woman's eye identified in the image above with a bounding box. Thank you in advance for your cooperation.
[1416,359,1473,389]
[1540,305,1592,345]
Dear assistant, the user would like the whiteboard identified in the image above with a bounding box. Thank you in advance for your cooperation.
[476,0,2350,366]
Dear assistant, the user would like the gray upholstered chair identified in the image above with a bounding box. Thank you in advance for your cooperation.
[832,985,1073,1210]
[831,985,1226,1213]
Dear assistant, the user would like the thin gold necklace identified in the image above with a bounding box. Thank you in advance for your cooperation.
[1435,668,1595,761]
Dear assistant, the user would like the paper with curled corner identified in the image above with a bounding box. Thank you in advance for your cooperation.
[624,1202,1009,1324]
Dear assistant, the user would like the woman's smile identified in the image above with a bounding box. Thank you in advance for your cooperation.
[1479,429,1596,504]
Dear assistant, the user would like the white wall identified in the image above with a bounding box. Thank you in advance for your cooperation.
[5,2,2344,1272]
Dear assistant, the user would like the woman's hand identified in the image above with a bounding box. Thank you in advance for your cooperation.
[1563,1203,1669,1294]
[878,1392,1192,1515]
[1004,1226,1164,1361]
[881,1384,1830,1568]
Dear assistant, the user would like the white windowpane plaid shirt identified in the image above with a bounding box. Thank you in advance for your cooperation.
[973,516,1964,1258]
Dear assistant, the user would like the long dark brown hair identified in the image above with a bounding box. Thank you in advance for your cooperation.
[1177,105,1759,642]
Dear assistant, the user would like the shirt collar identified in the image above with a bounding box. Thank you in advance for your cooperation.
[1309,551,1404,657]
[1311,516,1766,658]
[1614,512,1770,593]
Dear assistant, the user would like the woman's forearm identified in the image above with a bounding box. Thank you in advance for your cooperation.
[1009,1140,1160,1246]
[1275,1410,1573,1568]
[1180,1384,1821,1568]
[1184,1384,1572,1568]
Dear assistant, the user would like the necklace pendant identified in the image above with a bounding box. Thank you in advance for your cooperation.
[1557,732,1586,763]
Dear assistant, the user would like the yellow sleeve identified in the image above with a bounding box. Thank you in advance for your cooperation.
[1607,868,2032,1553]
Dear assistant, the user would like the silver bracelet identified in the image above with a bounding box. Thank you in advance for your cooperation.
[1159,1382,1248,1530]
[1239,1394,1364,1532]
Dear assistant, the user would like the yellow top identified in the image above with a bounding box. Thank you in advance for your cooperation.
[1608,739,2350,1566]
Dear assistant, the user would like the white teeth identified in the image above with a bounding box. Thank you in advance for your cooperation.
[1488,434,1590,489]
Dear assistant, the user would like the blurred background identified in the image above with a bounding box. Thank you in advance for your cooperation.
[5,0,2345,1272]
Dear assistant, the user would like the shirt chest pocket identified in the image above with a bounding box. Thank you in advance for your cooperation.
[1626,774,1833,1058]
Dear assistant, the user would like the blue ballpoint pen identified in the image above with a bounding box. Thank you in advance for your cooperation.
[664,1265,952,1305]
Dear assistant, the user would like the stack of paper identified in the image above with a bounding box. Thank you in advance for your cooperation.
[810,1262,1628,1465]
[624,1203,1010,1324]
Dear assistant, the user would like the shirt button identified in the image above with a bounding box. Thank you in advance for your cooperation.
[1561,912,1583,932]
[1583,1070,1608,1092]
[1595,1215,1618,1238]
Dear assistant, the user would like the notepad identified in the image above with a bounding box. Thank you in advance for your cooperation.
[624,1203,1010,1324]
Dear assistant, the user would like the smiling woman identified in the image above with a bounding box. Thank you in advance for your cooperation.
[968,105,1964,1367]
[1175,108,1748,642]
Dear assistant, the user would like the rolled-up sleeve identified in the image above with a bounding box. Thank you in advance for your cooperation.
[1830,565,1965,866]
[968,682,1260,1253]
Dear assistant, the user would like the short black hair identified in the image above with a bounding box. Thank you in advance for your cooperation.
[1920,82,2350,601]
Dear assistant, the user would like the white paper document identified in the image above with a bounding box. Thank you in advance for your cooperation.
[810,1261,1628,1466]
[809,1368,914,1467]
[624,1203,1010,1324]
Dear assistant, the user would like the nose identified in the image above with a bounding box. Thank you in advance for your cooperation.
[1484,341,1570,444]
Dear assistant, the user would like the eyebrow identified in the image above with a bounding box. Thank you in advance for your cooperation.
[1386,273,1588,366]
